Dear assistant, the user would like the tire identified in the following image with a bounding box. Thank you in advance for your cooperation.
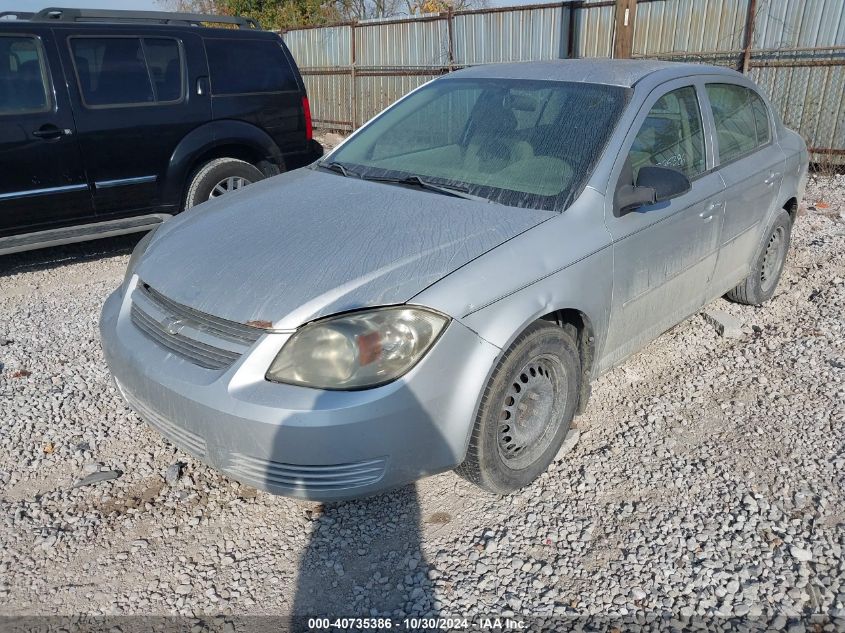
[725,210,792,306]
[456,321,580,495]
[183,158,265,210]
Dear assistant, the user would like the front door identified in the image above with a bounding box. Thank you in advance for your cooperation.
[0,31,91,236]
[56,30,210,217]
[600,81,725,370]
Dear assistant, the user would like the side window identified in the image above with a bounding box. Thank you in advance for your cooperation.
[627,86,705,180]
[706,84,770,164]
[143,38,182,102]
[750,91,771,146]
[204,39,297,96]
[69,37,183,108]
[0,36,50,115]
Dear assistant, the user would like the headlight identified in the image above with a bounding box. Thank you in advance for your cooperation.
[266,306,449,390]
[122,227,158,291]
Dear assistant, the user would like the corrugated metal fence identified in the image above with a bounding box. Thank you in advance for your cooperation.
[282,0,845,163]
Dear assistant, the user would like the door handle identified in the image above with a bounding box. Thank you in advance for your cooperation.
[764,172,781,186]
[699,201,723,222]
[196,76,209,96]
[32,125,71,140]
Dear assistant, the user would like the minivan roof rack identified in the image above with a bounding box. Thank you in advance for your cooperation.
[30,7,261,29]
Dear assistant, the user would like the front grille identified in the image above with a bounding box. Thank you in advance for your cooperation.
[130,282,264,370]
[117,380,208,458]
[226,453,387,492]
[138,283,263,346]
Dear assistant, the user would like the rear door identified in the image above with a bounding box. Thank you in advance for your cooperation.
[56,28,210,217]
[0,30,91,235]
[705,82,787,292]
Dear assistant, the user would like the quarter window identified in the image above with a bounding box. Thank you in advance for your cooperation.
[628,86,705,180]
[706,83,770,164]
[0,36,50,115]
[69,37,183,108]
[204,39,297,95]
[142,38,182,103]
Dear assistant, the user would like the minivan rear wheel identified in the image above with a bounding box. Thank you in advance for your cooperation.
[456,322,580,495]
[725,210,792,305]
[184,158,265,210]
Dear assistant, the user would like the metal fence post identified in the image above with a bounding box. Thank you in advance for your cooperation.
[613,0,636,59]
[350,23,357,129]
[446,9,455,71]
[741,0,758,73]
[566,0,577,59]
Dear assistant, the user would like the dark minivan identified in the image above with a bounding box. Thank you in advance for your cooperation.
[0,7,321,254]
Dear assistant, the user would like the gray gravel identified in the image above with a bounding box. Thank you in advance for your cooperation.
[1,173,843,621]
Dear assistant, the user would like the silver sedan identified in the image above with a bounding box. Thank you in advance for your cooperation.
[100,60,809,501]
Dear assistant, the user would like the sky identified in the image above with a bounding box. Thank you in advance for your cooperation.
[9,0,160,11]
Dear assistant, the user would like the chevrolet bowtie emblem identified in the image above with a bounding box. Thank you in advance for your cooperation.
[161,316,186,336]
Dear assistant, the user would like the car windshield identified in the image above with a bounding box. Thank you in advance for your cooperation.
[324,78,630,211]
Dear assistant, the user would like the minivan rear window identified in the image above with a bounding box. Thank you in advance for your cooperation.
[70,36,184,108]
[205,38,297,96]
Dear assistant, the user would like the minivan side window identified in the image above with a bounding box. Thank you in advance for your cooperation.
[627,86,706,180]
[205,39,296,96]
[0,36,50,115]
[706,83,771,164]
[69,37,183,108]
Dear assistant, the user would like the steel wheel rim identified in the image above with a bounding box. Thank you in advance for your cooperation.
[209,176,251,199]
[760,225,786,292]
[497,354,564,469]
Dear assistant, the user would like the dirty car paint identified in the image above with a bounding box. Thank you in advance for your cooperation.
[137,168,555,329]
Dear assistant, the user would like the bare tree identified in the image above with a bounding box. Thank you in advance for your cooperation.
[156,0,222,12]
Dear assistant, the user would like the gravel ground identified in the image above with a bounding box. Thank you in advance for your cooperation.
[1,172,844,624]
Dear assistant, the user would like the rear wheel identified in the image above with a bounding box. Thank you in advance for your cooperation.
[184,158,265,210]
[456,322,580,495]
[726,210,792,305]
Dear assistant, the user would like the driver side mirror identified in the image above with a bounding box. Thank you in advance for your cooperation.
[616,165,692,215]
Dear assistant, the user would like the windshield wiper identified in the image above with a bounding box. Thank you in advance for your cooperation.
[361,174,498,204]
[316,160,358,178]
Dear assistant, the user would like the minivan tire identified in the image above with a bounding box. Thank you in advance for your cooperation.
[726,210,792,306]
[184,158,265,210]
[456,321,580,495]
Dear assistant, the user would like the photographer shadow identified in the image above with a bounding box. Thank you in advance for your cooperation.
[282,388,453,628]
[291,484,437,626]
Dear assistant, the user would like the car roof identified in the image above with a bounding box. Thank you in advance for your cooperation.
[448,59,742,87]
[0,14,274,37]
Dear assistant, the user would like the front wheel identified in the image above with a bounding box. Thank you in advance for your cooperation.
[456,322,580,495]
[184,158,265,210]
[726,210,792,306]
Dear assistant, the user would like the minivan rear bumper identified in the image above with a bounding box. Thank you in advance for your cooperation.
[99,286,499,501]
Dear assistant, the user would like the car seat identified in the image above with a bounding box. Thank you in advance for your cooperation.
[462,94,534,174]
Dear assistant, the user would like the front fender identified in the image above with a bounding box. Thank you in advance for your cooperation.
[162,120,284,206]
[412,187,614,376]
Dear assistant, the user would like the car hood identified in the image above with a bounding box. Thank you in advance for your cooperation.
[136,168,554,329]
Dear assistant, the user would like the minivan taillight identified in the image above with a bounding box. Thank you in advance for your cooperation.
[302,96,313,141]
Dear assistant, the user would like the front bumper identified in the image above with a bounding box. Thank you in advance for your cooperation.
[99,285,499,501]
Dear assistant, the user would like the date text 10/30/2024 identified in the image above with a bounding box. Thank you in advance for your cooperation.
[307,617,527,630]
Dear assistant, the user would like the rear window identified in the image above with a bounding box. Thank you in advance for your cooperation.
[0,35,51,115]
[69,36,183,108]
[205,38,297,96]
